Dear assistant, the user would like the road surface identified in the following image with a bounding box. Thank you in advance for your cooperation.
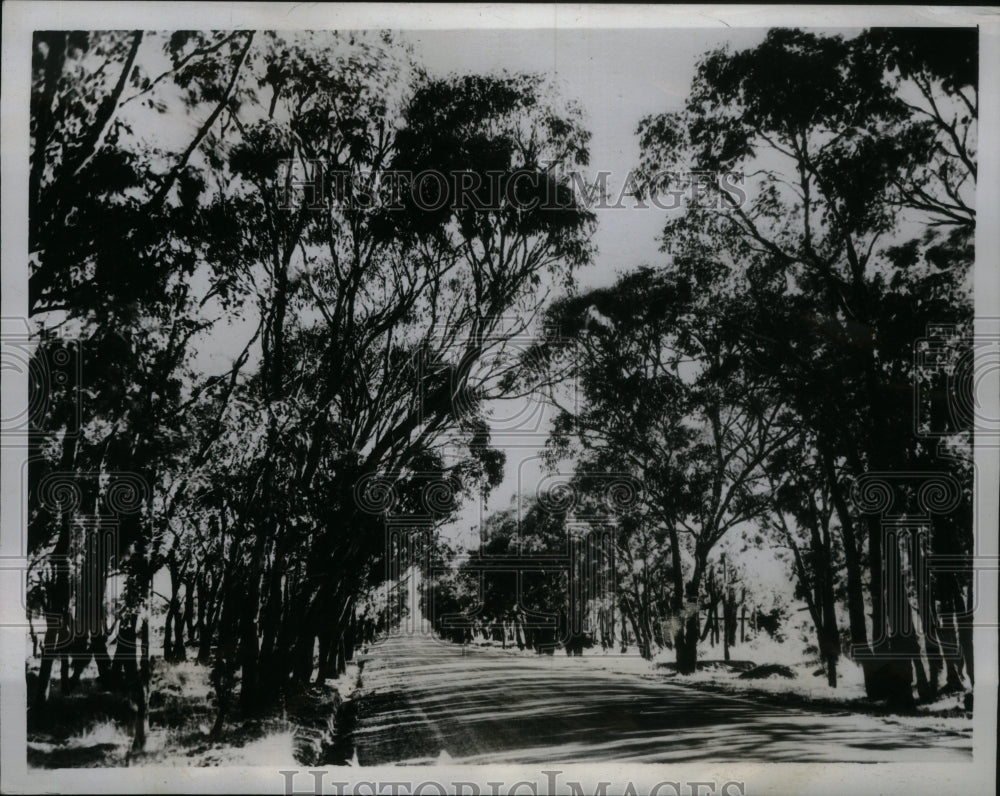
[348,633,972,764]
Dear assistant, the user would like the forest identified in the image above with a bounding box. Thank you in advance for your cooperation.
[24,27,976,761]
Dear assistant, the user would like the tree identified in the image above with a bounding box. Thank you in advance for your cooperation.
[637,27,975,706]
[28,29,258,752]
[535,261,792,672]
[762,434,844,687]
[28,28,598,739]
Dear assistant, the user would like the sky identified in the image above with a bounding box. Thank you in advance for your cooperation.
[404,28,772,546]
[410,28,769,292]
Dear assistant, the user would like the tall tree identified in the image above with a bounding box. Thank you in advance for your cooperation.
[28,29,259,751]
[637,27,975,706]
[178,36,597,712]
[536,262,791,672]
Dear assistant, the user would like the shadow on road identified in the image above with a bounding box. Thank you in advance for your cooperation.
[346,634,972,765]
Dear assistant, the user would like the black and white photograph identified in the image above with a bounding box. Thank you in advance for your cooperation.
[1,3,998,794]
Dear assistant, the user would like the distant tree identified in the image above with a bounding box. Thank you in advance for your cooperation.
[436,494,602,655]
[534,261,793,672]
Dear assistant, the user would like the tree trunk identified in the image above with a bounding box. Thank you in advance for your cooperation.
[257,530,288,695]
[173,594,187,662]
[723,595,732,663]
[238,529,265,712]
[163,604,175,661]
[676,611,700,674]
[197,571,221,665]
[956,580,974,686]
[196,572,208,646]
[675,566,704,675]
[209,578,241,740]
[876,531,916,710]
[129,616,151,755]
[621,595,651,660]
[184,573,196,645]
[824,452,875,694]
[197,598,218,665]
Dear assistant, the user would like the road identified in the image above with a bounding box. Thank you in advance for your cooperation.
[347,632,972,765]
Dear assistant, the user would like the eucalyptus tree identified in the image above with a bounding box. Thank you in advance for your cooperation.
[183,33,597,711]
[536,261,792,672]
[761,434,845,687]
[637,27,975,706]
[28,30,259,750]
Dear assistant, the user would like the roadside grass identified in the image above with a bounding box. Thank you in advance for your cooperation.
[453,633,973,725]
[26,647,357,768]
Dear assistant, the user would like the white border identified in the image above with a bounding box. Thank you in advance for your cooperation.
[2,4,998,795]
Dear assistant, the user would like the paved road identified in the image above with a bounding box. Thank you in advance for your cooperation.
[349,633,972,765]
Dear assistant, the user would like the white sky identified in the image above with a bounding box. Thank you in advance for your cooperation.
[410,28,770,292]
[406,28,774,546]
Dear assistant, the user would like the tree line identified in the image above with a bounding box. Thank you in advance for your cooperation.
[27,30,594,751]
[431,28,976,709]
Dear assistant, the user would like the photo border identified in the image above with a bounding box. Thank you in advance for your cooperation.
[2,4,997,794]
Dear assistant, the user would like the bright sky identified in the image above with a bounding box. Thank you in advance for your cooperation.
[406,28,773,546]
[410,28,769,292]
